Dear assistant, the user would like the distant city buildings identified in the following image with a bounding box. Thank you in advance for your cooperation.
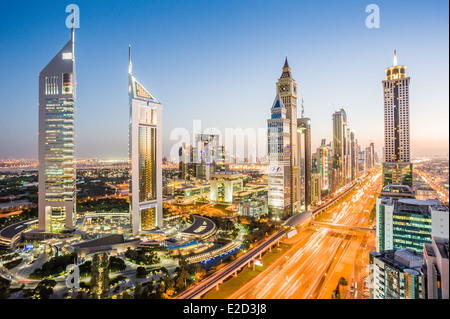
[128,46,163,235]
[38,25,77,233]
[382,51,413,187]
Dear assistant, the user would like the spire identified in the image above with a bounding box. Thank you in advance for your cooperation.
[393,50,398,66]
[128,45,132,75]
[301,96,305,118]
[71,8,75,62]
[280,56,292,78]
[128,45,132,95]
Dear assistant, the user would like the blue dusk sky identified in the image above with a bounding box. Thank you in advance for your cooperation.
[0,0,448,159]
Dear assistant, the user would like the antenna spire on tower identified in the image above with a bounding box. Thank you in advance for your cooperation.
[128,45,132,74]
[393,50,398,66]
[301,96,305,118]
[71,9,75,61]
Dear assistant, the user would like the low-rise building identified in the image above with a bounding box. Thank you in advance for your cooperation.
[369,248,423,299]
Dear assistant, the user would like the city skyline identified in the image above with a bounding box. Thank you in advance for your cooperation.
[0,1,448,303]
[0,0,448,160]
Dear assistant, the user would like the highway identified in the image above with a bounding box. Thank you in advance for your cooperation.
[226,168,381,299]
[177,172,368,299]
[177,229,287,299]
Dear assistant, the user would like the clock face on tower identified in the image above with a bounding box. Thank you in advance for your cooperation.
[278,84,288,93]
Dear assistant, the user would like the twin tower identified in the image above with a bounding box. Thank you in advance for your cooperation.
[38,28,162,236]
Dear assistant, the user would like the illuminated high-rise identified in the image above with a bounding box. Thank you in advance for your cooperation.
[382,50,413,187]
[332,108,347,187]
[297,98,311,211]
[317,139,332,195]
[276,58,299,215]
[268,93,290,220]
[128,46,163,235]
[38,26,76,232]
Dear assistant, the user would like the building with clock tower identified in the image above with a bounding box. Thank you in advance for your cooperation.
[267,58,300,220]
[276,58,300,216]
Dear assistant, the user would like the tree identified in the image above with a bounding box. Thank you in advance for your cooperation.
[0,277,11,299]
[122,291,132,299]
[136,266,148,278]
[34,279,57,299]
[134,282,142,299]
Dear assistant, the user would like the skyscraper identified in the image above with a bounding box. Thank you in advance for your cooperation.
[297,98,311,210]
[268,93,290,220]
[332,108,347,187]
[38,25,76,233]
[276,58,299,214]
[128,46,163,235]
[317,139,332,195]
[382,50,413,187]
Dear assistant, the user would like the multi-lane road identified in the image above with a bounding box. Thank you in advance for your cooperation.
[226,168,382,299]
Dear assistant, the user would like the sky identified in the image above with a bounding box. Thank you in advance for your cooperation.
[0,0,448,160]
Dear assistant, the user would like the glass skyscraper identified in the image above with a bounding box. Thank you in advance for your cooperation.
[38,27,76,233]
[128,47,163,235]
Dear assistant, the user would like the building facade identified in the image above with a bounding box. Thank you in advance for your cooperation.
[38,27,77,233]
[128,47,163,235]
[267,93,291,221]
[332,108,347,188]
[317,140,332,195]
[376,196,449,253]
[423,236,449,299]
[297,105,312,211]
[210,172,243,203]
[369,248,424,299]
[276,58,300,215]
[382,51,413,187]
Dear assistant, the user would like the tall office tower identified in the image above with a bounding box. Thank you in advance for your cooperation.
[179,142,195,180]
[344,127,351,184]
[369,249,423,299]
[311,172,322,206]
[276,58,299,214]
[365,146,373,169]
[350,131,357,181]
[382,51,413,187]
[128,47,163,235]
[369,142,375,168]
[38,26,76,233]
[268,93,291,221]
[297,98,311,211]
[423,236,449,299]
[332,108,347,187]
[317,140,332,195]
[358,149,365,176]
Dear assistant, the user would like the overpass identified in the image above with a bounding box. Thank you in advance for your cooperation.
[310,221,375,233]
